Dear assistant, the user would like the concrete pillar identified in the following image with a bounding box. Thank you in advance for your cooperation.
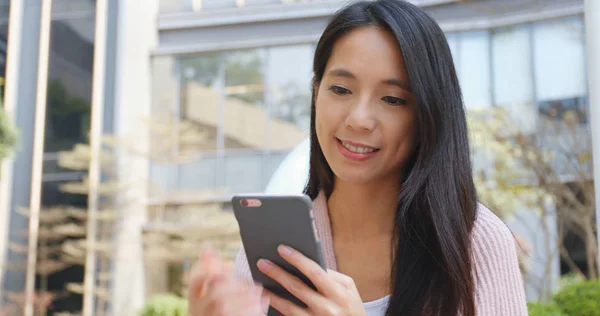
[109,0,157,314]
[583,0,600,278]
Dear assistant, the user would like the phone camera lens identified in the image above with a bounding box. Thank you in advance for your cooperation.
[240,199,248,206]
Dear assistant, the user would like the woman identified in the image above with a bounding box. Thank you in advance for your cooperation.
[187,0,528,315]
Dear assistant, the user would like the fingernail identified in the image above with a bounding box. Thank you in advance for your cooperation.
[257,259,272,271]
[278,245,293,256]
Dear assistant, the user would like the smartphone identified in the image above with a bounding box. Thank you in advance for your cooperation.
[232,194,326,315]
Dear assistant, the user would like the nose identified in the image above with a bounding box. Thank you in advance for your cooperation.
[345,100,376,132]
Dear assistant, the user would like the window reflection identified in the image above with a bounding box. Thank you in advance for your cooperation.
[491,25,535,133]
[152,45,315,194]
[267,45,312,150]
[0,4,8,109]
[44,4,95,315]
[223,49,267,150]
[222,49,267,190]
[45,18,95,152]
[2,1,97,313]
[457,30,492,109]
[52,0,97,16]
[180,52,220,153]
[533,17,587,126]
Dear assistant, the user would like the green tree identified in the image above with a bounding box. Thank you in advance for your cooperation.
[0,106,18,161]
[469,107,596,301]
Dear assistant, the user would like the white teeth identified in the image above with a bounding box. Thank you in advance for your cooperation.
[342,141,376,154]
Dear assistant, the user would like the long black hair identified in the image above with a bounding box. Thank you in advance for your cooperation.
[303,1,478,315]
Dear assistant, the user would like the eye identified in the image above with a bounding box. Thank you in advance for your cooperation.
[382,96,407,106]
[328,85,351,96]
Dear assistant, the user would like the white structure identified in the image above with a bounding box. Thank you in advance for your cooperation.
[264,136,559,301]
[264,137,310,194]
[583,0,600,277]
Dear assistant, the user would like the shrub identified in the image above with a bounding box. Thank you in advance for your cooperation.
[559,272,585,290]
[554,279,600,316]
[527,302,565,316]
[140,294,188,316]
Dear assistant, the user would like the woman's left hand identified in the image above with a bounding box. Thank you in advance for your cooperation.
[257,245,367,316]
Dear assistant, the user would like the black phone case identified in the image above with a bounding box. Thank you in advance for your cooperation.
[232,194,326,316]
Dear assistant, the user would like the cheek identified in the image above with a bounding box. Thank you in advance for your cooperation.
[386,113,418,156]
[314,96,336,138]
[314,103,330,149]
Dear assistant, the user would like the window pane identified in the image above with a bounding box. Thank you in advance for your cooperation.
[533,17,587,126]
[266,44,312,151]
[263,44,313,189]
[223,151,265,193]
[446,33,460,68]
[151,56,178,115]
[52,0,96,15]
[45,18,95,152]
[5,3,98,313]
[534,17,586,101]
[223,49,267,150]
[492,25,535,133]
[178,155,219,191]
[0,3,9,108]
[180,53,220,152]
[458,31,492,109]
[221,49,267,192]
[150,53,222,193]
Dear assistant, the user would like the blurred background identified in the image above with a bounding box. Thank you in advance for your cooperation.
[0,0,598,315]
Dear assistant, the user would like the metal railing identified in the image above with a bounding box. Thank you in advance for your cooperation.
[148,149,291,202]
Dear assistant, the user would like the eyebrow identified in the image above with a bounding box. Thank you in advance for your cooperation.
[326,68,412,92]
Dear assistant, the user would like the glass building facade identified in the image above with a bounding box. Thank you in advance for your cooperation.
[0,0,590,314]
[150,13,589,199]
[150,44,315,196]
[0,0,114,314]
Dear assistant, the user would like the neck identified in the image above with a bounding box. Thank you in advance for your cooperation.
[327,178,399,241]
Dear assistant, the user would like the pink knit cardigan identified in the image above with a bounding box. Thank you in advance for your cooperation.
[233,192,528,315]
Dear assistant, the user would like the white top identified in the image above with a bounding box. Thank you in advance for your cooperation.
[363,295,390,316]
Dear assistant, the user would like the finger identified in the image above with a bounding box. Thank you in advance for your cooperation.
[200,245,230,276]
[263,289,311,316]
[257,258,328,309]
[187,248,229,299]
[260,290,271,314]
[276,245,339,297]
[206,275,264,301]
[198,276,266,315]
[326,269,357,290]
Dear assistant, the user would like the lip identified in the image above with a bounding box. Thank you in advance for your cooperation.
[336,138,379,161]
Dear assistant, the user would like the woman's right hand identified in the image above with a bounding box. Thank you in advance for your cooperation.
[187,246,270,316]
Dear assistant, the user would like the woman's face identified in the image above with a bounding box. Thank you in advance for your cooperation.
[315,26,418,186]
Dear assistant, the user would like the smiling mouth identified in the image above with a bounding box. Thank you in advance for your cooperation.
[337,138,380,154]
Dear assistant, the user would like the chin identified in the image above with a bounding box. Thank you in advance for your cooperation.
[331,167,379,185]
